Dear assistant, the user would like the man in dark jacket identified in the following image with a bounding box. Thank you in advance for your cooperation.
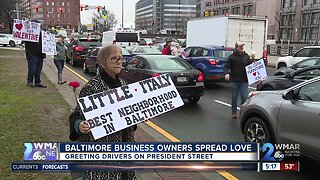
[224,41,251,119]
[25,31,47,88]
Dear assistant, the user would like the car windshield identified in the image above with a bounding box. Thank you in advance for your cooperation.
[121,48,131,56]
[141,47,161,54]
[214,49,234,59]
[150,57,192,70]
[295,58,320,68]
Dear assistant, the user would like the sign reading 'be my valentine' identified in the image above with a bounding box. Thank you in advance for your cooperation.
[12,19,41,42]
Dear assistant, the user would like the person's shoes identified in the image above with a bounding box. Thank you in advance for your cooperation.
[58,81,66,84]
[35,84,47,88]
[27,83,34,87]
[232,112,237,119]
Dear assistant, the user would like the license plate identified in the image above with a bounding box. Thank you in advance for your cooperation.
[177,76,187,82]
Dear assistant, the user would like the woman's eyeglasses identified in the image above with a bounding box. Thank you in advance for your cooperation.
[110,56,125,63]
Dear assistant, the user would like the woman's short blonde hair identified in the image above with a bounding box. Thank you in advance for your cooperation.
[97,45,122,68]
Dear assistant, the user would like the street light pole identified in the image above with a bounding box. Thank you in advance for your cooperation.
[122,0,124,28]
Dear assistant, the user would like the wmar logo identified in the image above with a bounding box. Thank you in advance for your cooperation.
[262,143,284,161]
[24,143,57,161]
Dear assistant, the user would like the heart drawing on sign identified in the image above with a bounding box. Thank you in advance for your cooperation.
[15,23,23,30]
[253,72,257,76]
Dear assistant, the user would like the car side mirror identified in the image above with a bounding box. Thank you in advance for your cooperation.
[283,90,295,100]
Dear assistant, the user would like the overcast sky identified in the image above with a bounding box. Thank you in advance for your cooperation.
[80,0,139,28]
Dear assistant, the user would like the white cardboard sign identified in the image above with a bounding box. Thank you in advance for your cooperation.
[245,59,267,85]
[78,74,184,140]
[12,19,41,42]
[41,31,56,55]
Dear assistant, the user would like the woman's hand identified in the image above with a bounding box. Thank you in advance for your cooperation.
[79,121,90,134]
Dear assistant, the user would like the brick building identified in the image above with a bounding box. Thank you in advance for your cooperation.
[19,0,80,30]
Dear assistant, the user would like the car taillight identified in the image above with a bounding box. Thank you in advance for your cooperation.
[208,58,219,65]
[74,46,84,51]
[152,73,161,77]
[197,71,204,82]
[263,50,268,60]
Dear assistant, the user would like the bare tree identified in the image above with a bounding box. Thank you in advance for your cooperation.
[0,0,16,33]
[92,11,118,33]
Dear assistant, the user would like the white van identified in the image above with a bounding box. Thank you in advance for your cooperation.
[102,29,140,47]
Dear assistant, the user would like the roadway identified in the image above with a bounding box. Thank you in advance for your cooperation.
[65,63,319,180]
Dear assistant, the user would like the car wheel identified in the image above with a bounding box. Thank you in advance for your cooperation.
[83,62,89,73]
[261,86,274,91]
[244,117,272,144]
[71,57,76,67]
[188,96,200,103]
[277,62,287,69]
[9,41,16,47]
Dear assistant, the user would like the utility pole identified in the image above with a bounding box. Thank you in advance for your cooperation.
[16,0,20,19]
[122,0,124,28]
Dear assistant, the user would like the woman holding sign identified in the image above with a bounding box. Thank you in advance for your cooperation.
[68,45,137,180]
[54,35,67,84]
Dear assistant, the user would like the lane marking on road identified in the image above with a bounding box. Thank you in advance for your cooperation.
[248,86,256,90]
[65,66,239,180]
[214,100,240,110]
[65,66,89,83]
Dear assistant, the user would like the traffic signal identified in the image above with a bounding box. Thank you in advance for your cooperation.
[59,7,63,14]
[97,6,100,12]
[210,10,215,16]
[103,6,105,10]
[204,10,209,17]
[80,4,84,11]
[35,4,38,12]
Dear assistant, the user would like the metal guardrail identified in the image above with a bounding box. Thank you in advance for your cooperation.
[267,44,308,56]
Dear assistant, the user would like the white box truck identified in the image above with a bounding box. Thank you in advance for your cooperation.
[187,15,268,60]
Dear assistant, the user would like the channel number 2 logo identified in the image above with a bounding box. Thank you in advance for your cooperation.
[24,143,46,160]
[262,143,284,161]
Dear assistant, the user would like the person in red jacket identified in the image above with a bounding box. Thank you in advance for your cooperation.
[162,40,172,55]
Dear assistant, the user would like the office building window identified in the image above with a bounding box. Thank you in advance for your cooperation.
[57,14,60,18]
[243,4,253,14]
[300,28,309,41]
[62,2,65,6]
[288,14,295,26]
[304,0,312,5]
[67,2,70,6]
[232,6,240,14]
[47,14,49,18]
[281,15,288,26]
[47,1,49,6]
[283,0,296,7]
[311,28,318,40]
[52,2,54,6]
[223,8,229,14]
[302,13,310,26]
[311,12,319,25]
[314,0,320,4]
[57,2,59,6]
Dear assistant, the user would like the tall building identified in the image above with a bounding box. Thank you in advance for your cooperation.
[19,0,31,20]
[280,0,320,43]
[200,0,281,40]
[135,0,196,34]
[21,0,80,30]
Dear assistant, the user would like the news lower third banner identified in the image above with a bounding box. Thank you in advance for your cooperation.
[11,162,259,172]
[24,142,258,161]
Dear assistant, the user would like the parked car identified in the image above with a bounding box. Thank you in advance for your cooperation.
[0,34,21,47]
[182,45,234,84]
[120,55,205,103]
[240,76,320,160]
[276,46,320,69]
[129,46,162,56]
[274,57,320,76]
[257,66,320,91]
[83,47,132,74]
[66,37,101,66]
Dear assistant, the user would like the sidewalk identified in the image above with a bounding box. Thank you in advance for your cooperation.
[267,56,279,68]
[42,58,224,180]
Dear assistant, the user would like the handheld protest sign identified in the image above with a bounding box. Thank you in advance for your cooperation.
[245,59,267,85]
[42,30,56,55]
[12,19,41,42]
[78,74,184,140]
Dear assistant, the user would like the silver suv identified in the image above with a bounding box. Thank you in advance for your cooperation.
[240,77,320,161]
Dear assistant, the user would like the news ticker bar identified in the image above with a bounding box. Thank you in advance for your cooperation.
[11,162,259,172]
[24,142,259,161]
[262,162,299,171]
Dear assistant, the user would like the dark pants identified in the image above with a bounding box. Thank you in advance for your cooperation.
[231,82,248,113]
[54,60,64,74]
[27,56,44,84]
